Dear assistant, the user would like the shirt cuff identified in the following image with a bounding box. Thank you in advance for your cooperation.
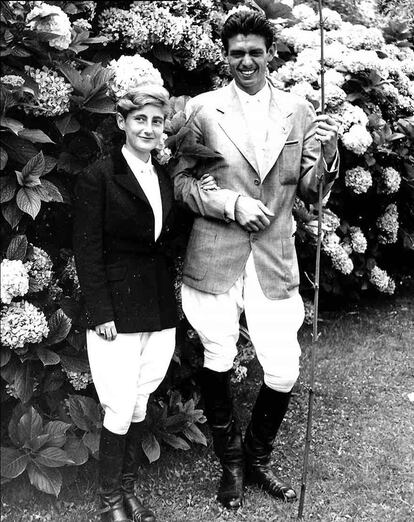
[224,192,241,222]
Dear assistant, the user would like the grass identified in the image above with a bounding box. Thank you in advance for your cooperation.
[1,289,413,522]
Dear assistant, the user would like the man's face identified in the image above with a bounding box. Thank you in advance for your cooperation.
[225,34,275,95]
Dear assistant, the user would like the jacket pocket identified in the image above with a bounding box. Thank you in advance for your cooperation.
[279,141,301,185]
[184,226,217,281]
[106,264,127,281]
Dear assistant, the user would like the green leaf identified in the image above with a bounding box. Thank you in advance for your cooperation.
[25,434,50,452]
[0,175,17,203]
[35,347,60,366]
[45,309,72,346]
[0,447,29,479]
[55,114,81,136]
[182,424,207,446]
[14,362,35,404]
[18,129,55,144]
[142,432,160,463]
[17,406,43,446]
[1,201,24,228]
[0,348,12,368]
[0,116,24,134]
[159,432,190,450]
[34,447,74,468]
[34,179,63,203]
[2,135,39,164]
[44,421,71,448]
[43,155,57,175]
[60,355,89,374]
[83,93,115,114]
[17,151,45,187]
[16,187,41,219]
[6,234,28,261]
[26,461,62,497]
[0,147,8,169]
[63,435,89,466]
[68,395,101,432]
[82,432,100,457]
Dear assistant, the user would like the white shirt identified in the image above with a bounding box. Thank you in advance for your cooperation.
[122,146,163,241]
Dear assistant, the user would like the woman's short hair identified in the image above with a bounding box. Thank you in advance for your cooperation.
[221,10,275,53]
[115,84,170,119]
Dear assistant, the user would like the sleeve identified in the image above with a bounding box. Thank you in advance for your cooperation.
[72,166,114,327]
[297,102,339,204]
[171,102,241,222]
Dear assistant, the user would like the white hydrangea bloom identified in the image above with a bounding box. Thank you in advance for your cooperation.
[292,4,318,30]
[349,227,367,253]
[327,243,354,274]
[0,260,30,304]
[325,84,347,110]
[64,369,93,390]
[341,50,390,78]
[279,26,320,52]
[23,66,72,117]
[26,246,53,293]
[320,8,343,30]
[376,204,399,244]
[341,124,373,155]
[73,18,92,31]
[378,167,401,195]
[274,60,319,84]
[369,266,395,294]
[289,81,319,104]
[26,2,72,50]
[1,75,25,87]
[330,102,369,136]
[345,166,372,194]
[322,232,341,255]
[329,23,384,50]
[319,69,346,88]
[108,55,163,99]
[324,43,349,68]
[1,301,49,354]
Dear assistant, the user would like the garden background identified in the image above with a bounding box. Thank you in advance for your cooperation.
[0,0,413,519]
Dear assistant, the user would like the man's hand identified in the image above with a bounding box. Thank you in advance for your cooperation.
[199,173,219,191]
[95,321,117,341]
[235,196,274,232]
[314,114,338,167]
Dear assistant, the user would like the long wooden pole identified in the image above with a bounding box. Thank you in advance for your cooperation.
[297,1,325,518]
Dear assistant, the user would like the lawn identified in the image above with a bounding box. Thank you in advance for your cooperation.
[1,288,413,522]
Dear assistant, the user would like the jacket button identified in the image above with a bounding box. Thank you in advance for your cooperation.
[254,179,260,185]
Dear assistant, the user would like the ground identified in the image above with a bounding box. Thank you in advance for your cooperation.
[1,288,413,522]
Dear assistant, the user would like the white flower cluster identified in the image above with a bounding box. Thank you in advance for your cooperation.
[303,297,314,325]
[369,266,395,294]
[23,66,72,117]
[320,68,346,88]
[155,133,172,165]
[329,23,384,51]
[341,50,390,78]
[289,81,319,104]
[322,233,354,275]
[324,83,347,110]
[26,2,72,50]
[0,260,29,304]
[64,369,93,390]
[1,301,49,354]
[378,167,401,195]
[1,75,25,87]
[341,124,373,155]
[345,166,372,194]
[26,246,53,293]
[274,59,319,85]
[332,102,369,136]
[376,204,399,244]
[278,26,320,53]
[231,362,248,383]
[107,55,163,99]
[73,18,92,31]
[349,226,367,253]
[292,4,342,31]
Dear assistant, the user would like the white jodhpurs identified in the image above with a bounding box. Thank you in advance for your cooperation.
[182,254,304,393]
[86,328,176,435]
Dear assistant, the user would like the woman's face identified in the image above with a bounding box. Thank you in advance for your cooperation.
[117,104,165,161]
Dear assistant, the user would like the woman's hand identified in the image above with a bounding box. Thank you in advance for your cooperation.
[95,321,117,341]
[199,173,219,191]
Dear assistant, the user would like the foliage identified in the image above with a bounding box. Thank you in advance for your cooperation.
[1,0,413,497]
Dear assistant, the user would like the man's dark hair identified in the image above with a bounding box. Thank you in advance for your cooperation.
[221,9,275,54]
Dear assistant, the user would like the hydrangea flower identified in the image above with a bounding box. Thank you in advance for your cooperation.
[107,55,163,99]
[1,301,49,354]
[329,23,384,50]
[319,68,346,88]
[274,60,319,84]
[322,235,354,275]
[278,26,320,53]
[341,124,373,155]
[325,84,347,110]
[378,167,401,194]
[25,246,53,293]
[1,75,25,87]
[341,50,390,78]
[0,260,30,304]
[344,166,372,194]
[23,66,72,117]
[26,2,72,50]
[73,19,92,31]
[349,226,367,253]
[292,4,318,30]
[376,204,399,244]
[329,102,369,136]
[369,266,395,294]
[64,369,93,390]
[288,81,319,104]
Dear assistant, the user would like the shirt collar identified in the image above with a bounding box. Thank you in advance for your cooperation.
[122,145,153,174]
[234,80,271,106]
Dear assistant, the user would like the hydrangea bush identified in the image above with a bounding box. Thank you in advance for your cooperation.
[1,0,413,496]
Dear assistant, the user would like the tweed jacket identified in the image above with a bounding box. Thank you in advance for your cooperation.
[73,148,179,332]
[173,81,338,299]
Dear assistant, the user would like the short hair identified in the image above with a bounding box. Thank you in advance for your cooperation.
[116,84,170,119]
[221,10,275,53]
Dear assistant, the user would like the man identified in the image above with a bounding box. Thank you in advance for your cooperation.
[172,9,339,509]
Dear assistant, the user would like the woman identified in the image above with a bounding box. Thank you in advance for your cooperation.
[73,84,215,522]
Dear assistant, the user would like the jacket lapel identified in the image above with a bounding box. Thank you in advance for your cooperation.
[154,162,173,224]
[216,83,259,174]
[111,149,150,205]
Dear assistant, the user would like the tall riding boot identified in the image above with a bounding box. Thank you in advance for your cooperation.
[245,384,296,502]
[98,427,131,522]
[121,422,156,522]
[199,367,244,509]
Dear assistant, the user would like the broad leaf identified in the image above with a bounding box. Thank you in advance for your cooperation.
[63,435,89,466]
[0,447,29,479]
[55,114,81,136]
[0,175,17,203]
[36,179,63,203]
[82,431,100,457]
[160,432,190,450]
[2,135,38,164]
[0,348,12,368]
[1,202,24,228]
[18,151,45,186]
[36,347,60,366]
[0,116,24,134]
[6,234,28,261]
[0,147,8,169]
[18,129,54,144]
[44,309,72,346]
[182,424,207,446]
[14,362,35,404]
[68,395,101,432]
[142,432,160,463]
[44,421,72,448]
[83,93,115,114]
[16,187,41,219]
[43,155,57,175]
[26,461,62,497]
[60,355,90,374]
[34,447,74,468]
[17,406,43,446]
[25,434,50,452]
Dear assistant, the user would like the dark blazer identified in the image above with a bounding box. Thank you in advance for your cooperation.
[73,148,179,333]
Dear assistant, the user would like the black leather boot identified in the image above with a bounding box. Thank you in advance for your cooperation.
[98,427,131,522]
[199,368,244,509]
[122,422,156,522]
[245,384,296,502]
